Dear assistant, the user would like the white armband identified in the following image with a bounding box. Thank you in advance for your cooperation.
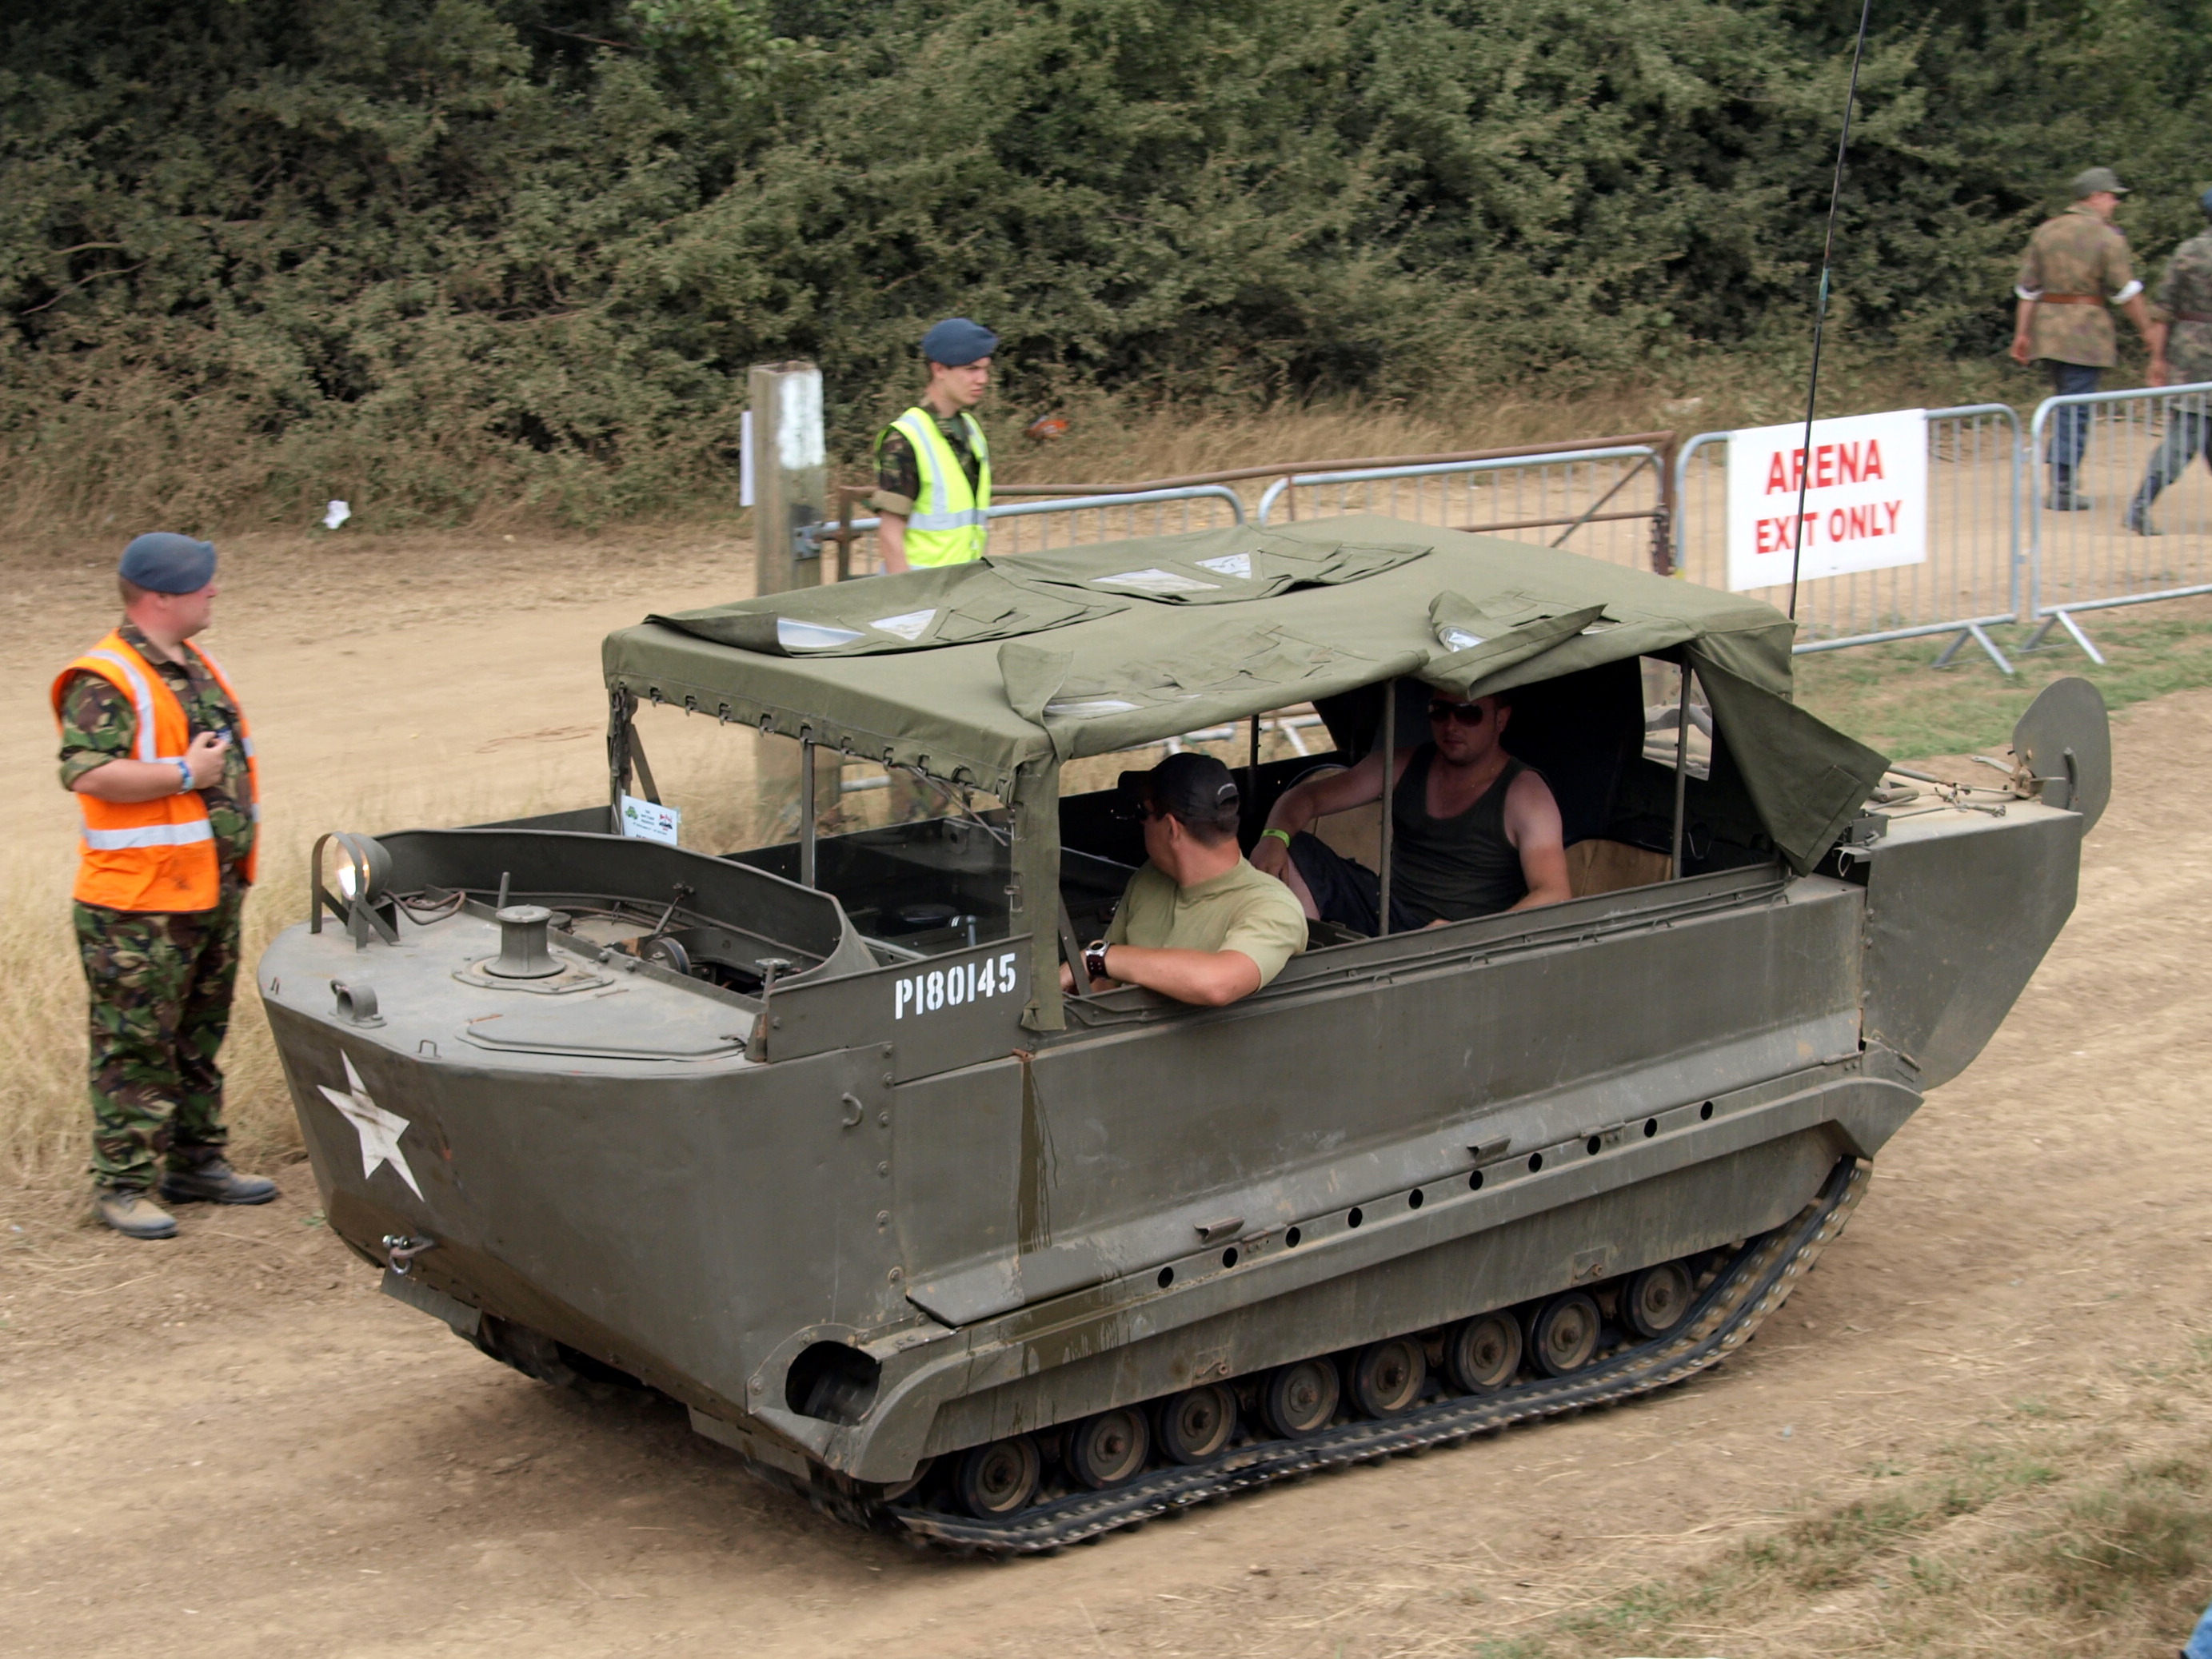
[2015,285,2043,302]
[2113,279,2144,304]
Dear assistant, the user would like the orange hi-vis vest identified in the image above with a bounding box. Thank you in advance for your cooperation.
[51,630,260,912]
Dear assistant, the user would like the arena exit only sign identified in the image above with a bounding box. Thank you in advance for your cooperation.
[1725,409,1928,592]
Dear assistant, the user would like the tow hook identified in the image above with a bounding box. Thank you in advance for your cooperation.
[383,1233,437,1276]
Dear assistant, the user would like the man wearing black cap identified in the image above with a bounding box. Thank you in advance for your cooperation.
[871,317,997,572]
[1064,753,1308,1007]
[52,534,274,1239]
[2011,166,2158,509]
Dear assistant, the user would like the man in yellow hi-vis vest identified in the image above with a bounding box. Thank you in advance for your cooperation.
[870,317,996,571]
[53,533,274,1239]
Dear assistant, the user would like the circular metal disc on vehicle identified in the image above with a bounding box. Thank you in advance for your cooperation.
[1066,1407,1151,1489]
[955,1435,1040,1517]
[1155,1384,1237,1463]
[1529,1290,1602,1376]
[1623,1261,1695,1339]
[1443,1310,1524,1394]
[1260,1358,1340,1438]
[1348,1336,1427,1417]
[2011,675,2110,831]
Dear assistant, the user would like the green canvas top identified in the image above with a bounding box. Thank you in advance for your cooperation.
[604,515,1887,875]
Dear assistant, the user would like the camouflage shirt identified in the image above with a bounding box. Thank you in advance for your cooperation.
[58,622,256,874]
[2016,205,2140,368]
[2153,229,2212,385]
[868,409,984,517]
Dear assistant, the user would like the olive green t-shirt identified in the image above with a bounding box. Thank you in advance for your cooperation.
[1104,858,1308,988]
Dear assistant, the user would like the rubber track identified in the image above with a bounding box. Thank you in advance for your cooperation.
[878,1156,1871,1554]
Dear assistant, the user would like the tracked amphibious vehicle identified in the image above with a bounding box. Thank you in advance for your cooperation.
[260,516,2107,1550]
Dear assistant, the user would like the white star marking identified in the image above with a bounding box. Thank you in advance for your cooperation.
[318,1052,424,1200]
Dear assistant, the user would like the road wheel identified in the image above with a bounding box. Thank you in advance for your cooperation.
[954,1434,1040,1517]
[1260,1358,1340,1438]
[1155,1385,1237,1464]
[1065,1408,1151,1489]
[1527,1291,1602,1377]
[869,1457,933,1505]
[1443,1311,1523,1394]
[1348,1337,1427,1417]
[1623,1261,1695,1339]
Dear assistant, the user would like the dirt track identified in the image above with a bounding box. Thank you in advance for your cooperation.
[6,532,2212,1657]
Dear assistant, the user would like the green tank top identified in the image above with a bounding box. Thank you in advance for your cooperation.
[1389,747,1531,925]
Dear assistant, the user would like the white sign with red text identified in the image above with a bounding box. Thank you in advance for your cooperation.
[1725,409,1927,592]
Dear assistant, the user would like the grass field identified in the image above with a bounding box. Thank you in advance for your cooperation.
[1447,1338,2212,1659]
[1794,600,2212,762]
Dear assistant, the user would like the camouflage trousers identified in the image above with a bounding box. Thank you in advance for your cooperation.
[74,881,245,1192]
[2131,409,2212,508]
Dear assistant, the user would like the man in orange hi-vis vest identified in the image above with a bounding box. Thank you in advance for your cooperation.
[54,533,274,1239]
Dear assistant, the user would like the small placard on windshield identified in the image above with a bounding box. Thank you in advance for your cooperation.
[619,794,681,846]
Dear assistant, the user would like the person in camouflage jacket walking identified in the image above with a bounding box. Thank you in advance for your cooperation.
[2125,189,2212,534]
[53,534,275,1239]
[2012,166,2159,509]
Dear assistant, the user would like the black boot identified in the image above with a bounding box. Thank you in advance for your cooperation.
[159,1155,277,1206]
[2125,489,2161,535]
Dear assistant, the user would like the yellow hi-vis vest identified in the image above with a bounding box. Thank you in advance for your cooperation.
[51,630,260,912]
[878,406,991,566]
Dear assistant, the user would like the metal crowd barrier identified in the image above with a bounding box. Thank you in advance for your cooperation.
[1252,446,1672,572]
[806,484,1244,574]
[1673,405,2026,668]
[806,433,1684,580]
[2026,380,2212,664]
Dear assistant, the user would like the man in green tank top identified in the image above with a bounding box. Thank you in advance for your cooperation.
[870,317,996,572]
[1252,690,1571,935]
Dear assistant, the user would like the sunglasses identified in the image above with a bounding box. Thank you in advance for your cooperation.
[1427,700,1488,727]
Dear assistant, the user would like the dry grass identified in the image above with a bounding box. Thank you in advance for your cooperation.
[2,350,2033,545]
[966,355,2026,497]
[1437,1345,2212,1659]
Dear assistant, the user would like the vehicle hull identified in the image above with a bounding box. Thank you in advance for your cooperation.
[266,796,2078,1494]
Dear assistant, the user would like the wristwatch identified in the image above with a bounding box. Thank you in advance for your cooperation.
[1083,940,1111,983]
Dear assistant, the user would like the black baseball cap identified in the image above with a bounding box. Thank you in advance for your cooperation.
[1115,752,1241,831]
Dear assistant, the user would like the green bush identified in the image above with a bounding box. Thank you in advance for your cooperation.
[9,0,2212,529]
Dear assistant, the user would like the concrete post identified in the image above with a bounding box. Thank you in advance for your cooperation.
[747,361,827,597]
[746,362,830,843]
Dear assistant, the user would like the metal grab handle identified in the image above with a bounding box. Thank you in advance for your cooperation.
[382,1234,437,1277]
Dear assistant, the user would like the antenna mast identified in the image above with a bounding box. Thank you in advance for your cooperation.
[1788,0,1877,621]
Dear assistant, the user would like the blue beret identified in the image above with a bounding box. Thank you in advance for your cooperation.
[118,532,218,594]
[921,317,998,368]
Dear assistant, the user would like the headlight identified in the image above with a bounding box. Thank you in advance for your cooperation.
[309,831,401,948]
[329,832,391,904]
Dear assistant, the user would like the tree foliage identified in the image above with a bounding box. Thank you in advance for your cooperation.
[7,0,2212,527]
